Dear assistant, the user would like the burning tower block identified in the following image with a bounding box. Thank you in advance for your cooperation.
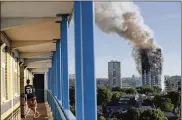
[140,48,162,87]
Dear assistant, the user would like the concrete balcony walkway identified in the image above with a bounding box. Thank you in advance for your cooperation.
[23,102,53,120]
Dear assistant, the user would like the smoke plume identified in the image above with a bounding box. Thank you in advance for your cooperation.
[95,2,163,87]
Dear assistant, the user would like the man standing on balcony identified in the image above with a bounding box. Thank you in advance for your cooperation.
[25,79,41,118]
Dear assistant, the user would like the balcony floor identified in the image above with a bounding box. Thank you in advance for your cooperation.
[23,102,53,120]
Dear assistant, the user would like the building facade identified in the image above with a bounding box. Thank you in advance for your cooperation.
[140,48,162,87]
[164,75,181,92]
[122,75,142,88]
[0,43,34,119]
[108,61,121,89]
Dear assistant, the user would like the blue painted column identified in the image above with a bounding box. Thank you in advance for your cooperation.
[50,68,52,92]
[52,54,54,94]
[52,54,55,94]
[49,68,51,91]
[56,40,62,101]
[74,1,84,120]
[82,2,97,119]
[54,51,58,97]
[74,1,97,120]
[48,69,50,90]
[61,15,69,109]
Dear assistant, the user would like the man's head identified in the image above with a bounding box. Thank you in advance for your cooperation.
[26,79,30,84]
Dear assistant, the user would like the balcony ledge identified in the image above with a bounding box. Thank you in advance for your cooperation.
[64,109,76,120]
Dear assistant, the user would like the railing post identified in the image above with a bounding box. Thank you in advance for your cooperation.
[61,15,69,109]
[74,1,97,120]
[57,40,62,102]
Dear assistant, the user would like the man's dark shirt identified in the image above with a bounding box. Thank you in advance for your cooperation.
[25,85,36,99]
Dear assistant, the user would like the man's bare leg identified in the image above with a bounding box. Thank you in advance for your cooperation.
[30,107,36,118]
[34,107,40,118]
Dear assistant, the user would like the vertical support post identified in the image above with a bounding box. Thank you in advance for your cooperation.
[51,54,54,93]
[82,2,97,119]
[49,69,51,91]
[57,40,62,102]
[20,65,26,118]
[53,53,55,95]
[48,68,51,90]
[48,70,49,90]
[61,15,69,109]
[50,68,53,92]
[74,1,97,120]
[44,72,48,101]
[52,54,54,94]
[74,1,84,120]
[54,51,58,97]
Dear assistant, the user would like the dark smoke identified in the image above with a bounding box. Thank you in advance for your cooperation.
[132,47,163,86]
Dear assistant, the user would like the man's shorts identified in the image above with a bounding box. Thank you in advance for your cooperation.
[27,97,37,109]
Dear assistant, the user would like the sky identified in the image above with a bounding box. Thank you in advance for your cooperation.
[67,2,181,78]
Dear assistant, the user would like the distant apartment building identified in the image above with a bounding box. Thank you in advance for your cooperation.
[122,75,142,88]
[69,75,109,87]
[69,74,75,87]
[164,75,181,92]
[108,61,121,89]
[96,78,108,87]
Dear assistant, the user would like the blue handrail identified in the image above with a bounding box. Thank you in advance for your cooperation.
[47,90,67,120]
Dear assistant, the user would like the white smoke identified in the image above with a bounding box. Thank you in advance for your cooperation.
[95,2,157,49]
[95,2,164,89]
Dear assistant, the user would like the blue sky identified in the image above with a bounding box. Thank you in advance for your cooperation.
[67,2,181,78]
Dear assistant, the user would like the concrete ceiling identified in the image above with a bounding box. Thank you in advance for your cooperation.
[1,2,73,18]
[1,1,74,73]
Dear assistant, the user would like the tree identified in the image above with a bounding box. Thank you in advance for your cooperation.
[166,91,181,107]
[142,86,155,94]
[165,79,174,92]
[124,88,136,95]
[110,110,123,120]
[160,102,174,112]
[139,109,167,120]
[97,86,112,106]
[99,116,106,120]
[136,86,159,95]
[122,108,143,120]
[143,98,153,106]
[153,95,164,108]
[69,87,75,106]
[153,95,174,111]
[70,105,75,115]
[178,80,181,92]
[136,87,143,94]
[153,86,162,93]
[111,92,125,101]
[112,87,122,92]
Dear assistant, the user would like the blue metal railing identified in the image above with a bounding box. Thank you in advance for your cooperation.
[47,90,67,120]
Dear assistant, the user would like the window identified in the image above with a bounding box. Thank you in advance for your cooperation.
[1,44,7,101]
[14,60,18,96]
